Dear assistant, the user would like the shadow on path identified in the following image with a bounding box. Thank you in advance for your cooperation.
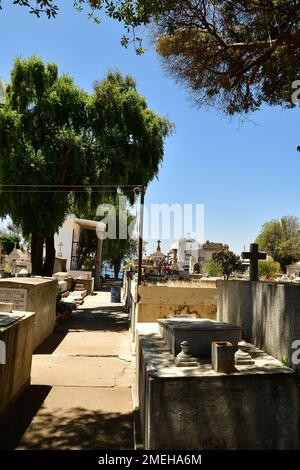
[18,408,133,450]
[36,304,129,355]
[0,385,51,450]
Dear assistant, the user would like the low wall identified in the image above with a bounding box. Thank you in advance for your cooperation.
[137,284,217,323]
[0,312,35,414]
[217,280,300,366]
[0,278,57,350]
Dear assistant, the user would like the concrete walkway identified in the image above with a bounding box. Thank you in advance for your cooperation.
[1,292,135,450]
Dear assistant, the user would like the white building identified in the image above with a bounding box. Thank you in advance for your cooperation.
[286,261,300,278]
[169,238,201,272]
[54,216,106,288]
[169,238,229,274]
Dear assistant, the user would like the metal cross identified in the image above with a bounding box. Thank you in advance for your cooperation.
[242,243,266,281]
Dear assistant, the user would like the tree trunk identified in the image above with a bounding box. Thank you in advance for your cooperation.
[42,234,56,277]
[31,234,44,276]
[113,260,121,280]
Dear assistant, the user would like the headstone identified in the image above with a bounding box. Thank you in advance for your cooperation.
[0,287,27,310]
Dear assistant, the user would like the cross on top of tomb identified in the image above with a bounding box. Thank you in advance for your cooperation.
[241,243,266,281]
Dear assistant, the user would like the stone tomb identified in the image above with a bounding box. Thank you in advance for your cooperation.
[0,278,57,350]
[136,320,298,450]
[0,310,35,414]
[158,318,242,358]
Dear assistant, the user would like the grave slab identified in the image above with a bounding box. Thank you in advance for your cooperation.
[158,317,242,358]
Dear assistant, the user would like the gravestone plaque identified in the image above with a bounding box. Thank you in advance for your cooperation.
[0,288,27,311]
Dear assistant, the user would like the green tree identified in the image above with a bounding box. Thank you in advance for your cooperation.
[102,198,137,280]
[205,259,222,278]
[0,57,89,275]
[7,1,300,114]
[212,250,242,280]
[0,57,172,276]
[258,259,280,279]
[256,216,300,272]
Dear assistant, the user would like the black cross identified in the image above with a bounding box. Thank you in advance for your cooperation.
[241,243,266,281]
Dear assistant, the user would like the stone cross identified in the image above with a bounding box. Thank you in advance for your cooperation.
[57,242,64,258]
[241,243,266,281]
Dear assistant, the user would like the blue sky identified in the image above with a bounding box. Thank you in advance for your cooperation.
[0,1,299,255]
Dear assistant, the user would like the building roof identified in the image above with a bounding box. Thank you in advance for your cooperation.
[201,241,228,250]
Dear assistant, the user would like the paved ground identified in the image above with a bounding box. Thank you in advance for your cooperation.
[0,292,135,450]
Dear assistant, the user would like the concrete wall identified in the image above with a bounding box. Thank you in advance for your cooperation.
[217,280,300,366]
[146,374,297,450]
[137,284,217,323]
[0,278,57,350]
[0,312,35,414]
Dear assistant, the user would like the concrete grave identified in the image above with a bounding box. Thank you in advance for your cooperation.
[0,311,35,414]
[0,278,57,350]
[136,321,298,450]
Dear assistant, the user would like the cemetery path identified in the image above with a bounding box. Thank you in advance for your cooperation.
[1,292,135,450]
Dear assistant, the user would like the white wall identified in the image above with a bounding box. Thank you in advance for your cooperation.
[54,216,76,271]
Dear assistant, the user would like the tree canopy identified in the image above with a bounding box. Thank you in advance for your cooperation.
[256,216,300,271]
[0,56,172,275]
[212,250,242,280]
[5,1,300,114]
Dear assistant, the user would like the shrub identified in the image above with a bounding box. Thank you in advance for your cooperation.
[258,259,280,279]
[206,260,223,277]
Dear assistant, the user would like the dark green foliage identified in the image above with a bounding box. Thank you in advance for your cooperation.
[0,234,20,254]
[0,57,172,274]
[212,250,242,280]
[256,216,300,271]
[5,1,300,115]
